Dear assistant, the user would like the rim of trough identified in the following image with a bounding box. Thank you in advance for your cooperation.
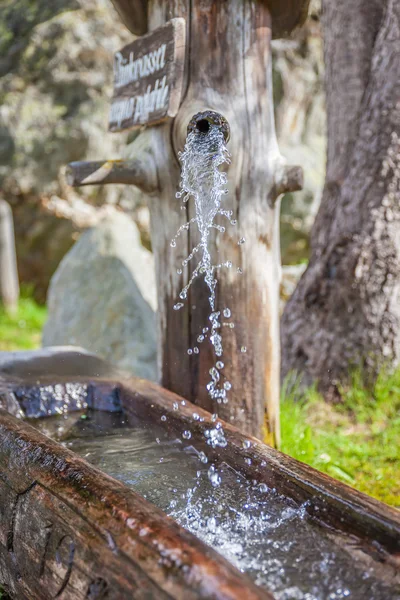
[1,348,400,563]
[110,0,311,38]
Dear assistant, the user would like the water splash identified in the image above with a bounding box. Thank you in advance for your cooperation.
[171,121,237,486]
[173,123,234,406]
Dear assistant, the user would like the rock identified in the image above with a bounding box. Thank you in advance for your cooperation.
[43,210,157,381]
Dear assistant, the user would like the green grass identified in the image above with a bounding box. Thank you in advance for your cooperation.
[280,371,400,507]
[0,292,47,351]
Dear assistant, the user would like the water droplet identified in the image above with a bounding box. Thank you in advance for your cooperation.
[238,237,246,245]
[216,361,224,369]
[229,323,235,329]
[173,402,179,411]
[203,327,209,334]
[245,457,252,465]
[182,430,191,440]
[179,290,187,300]
[156,437,160,444]
[170,240,176,248]
[241,346,247,353]
[161,415,167,422]
[181,400,186,406]
[231,219,237,225]
[242,439,251,450]
[177,268,183,275]
[237,267,243,274]
[197,335,205,343]
[223,308,231,318]
[224,381,232,391]
[199,451,208,464]
[193,346,199,354]
[211,413,218,422]
[187,349,193,355]
[208,465,221,487]
[173,303,184,311]
[225,261,232,268]
[259,483,268,493]
[193,412,200,420]
[207,517,217,531]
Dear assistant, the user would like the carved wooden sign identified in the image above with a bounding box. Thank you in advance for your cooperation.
[109,18,186,132]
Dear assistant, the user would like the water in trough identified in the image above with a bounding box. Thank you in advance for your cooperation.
[23,117,398,599]
[59,410,399,600]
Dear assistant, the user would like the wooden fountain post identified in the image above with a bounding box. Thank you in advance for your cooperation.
[68,0,307,445]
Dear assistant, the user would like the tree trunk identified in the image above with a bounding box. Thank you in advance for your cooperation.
[0,199,19,313]
[281,0,400,395]
[142,0,302,444]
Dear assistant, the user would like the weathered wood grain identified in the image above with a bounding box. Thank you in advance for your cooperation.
[111,0,310,39]
[0,409,270,600]
[145,0,304,444]
[66,2,306,442]
[110,0,148,35]
[109,18,185,131]
[66,159,156,192]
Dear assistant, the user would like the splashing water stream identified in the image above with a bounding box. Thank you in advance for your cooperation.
[173,118,235,404]
[171,115,244,485]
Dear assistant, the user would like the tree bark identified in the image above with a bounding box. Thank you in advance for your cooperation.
[142,0,303,444]
[281,0,400,395]
[0,199,19,313]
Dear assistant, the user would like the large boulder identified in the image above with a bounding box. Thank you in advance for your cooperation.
[43,210,157,381]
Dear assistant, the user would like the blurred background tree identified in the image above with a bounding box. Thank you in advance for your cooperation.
[282,0,400,396]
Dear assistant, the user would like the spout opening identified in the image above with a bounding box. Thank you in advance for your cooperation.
[196,119,211,134]
[187,111,230,143]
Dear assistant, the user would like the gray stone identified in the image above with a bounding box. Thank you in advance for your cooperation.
[43,211,157,381]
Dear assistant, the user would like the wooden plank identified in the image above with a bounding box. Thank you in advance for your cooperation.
[108,18,186,132]
[0,409,269,600]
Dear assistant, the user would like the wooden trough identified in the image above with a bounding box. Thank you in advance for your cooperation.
[0,348,399,599]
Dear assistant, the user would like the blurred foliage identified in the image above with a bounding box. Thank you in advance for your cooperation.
[0,287,46,350]
[280,371,400,507]
[0,0,78,74]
